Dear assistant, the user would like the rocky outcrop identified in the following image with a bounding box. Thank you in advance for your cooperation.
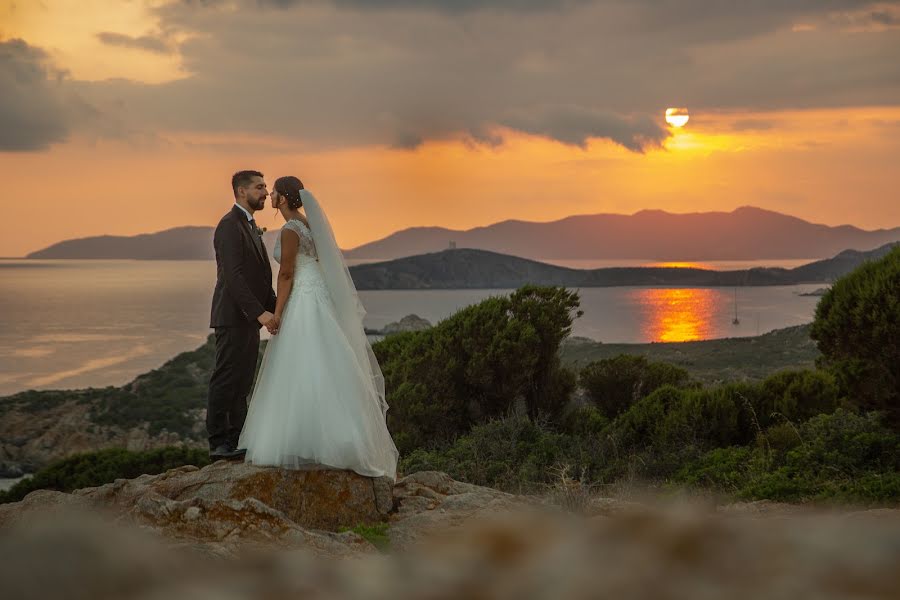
[799,287,830,296]
[389,470,537,550]
[365,313,433,336]
[2,465,900,599]
[0,461,393,551]
[381,314,432,334]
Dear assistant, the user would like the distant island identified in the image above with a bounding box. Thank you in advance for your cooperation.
[799,288,831,297]
[25,227,280,261]
[25,206,900,262]
[346,243,898,290]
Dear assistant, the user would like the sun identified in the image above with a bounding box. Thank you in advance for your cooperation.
[665,107,690,128]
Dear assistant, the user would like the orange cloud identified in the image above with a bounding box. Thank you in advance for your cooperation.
[1,106,899,257]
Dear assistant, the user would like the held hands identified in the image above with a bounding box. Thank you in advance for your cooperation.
[258,311,280,335]
[267,314,281,335]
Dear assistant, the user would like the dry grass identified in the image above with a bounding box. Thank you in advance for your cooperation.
[544,465,595,514]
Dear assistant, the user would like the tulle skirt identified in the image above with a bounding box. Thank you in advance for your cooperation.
[239,256,399,479]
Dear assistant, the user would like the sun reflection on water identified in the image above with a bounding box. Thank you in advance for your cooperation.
[631,288,718,342]
[645,261,713,270]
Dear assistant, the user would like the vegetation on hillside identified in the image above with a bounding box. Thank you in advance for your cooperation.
[2,249,897,506]
[396,252,899,505]
[0,447,210,504]
[348,243,898,290]
[560,323,820,384]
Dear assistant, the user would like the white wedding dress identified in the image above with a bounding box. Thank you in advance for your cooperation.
[238,215,399,479]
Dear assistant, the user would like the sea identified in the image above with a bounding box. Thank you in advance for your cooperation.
[0,477,27,492]
[0,258,825,397]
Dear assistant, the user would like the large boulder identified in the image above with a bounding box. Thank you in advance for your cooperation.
[0,461,394,558]
[80,461,394,531]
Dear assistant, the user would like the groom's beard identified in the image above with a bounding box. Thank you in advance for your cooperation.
[249,197,266,211]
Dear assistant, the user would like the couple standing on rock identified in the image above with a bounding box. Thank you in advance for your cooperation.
[206,170,398,480]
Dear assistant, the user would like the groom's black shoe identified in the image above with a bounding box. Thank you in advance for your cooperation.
[209,444,244,461]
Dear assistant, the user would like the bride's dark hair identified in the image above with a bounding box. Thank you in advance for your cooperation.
[274,176,304,209]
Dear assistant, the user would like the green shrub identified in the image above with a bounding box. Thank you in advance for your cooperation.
[590,364,851,482]
[580,355,691,420]
[676,410,900,504]
[376,286,581,453]
[561,405,610,439]
[601,382,756,474]
[811,246,900,427]
[508,286,583,420]
[400,415,598,493]
[0,447,210,504]
[779,409,899,474]
[757,369,841,424]
[757,421,803,464]
[673,446,756,491]
[660,385,755,450]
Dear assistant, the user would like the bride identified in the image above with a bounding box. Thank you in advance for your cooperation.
[238,176,399,480]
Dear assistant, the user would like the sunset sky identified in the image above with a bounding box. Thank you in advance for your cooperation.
[1,0,899,257]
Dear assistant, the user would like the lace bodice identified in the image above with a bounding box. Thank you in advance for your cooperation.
[274,219,318,263]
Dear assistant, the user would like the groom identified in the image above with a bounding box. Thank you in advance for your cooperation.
[207,170,277,460]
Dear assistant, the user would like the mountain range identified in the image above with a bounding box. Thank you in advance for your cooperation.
[25,206,900,261]
[345,206,900,261]
[346,243,898,290]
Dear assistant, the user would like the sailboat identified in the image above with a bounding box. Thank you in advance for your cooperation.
[732,288,740,325]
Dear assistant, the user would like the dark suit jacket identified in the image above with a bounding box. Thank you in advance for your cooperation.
[210,205,277,328]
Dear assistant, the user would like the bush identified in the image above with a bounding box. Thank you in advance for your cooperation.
[0,447,210,504]
[400,404,900,504]
[757,421,803,463]
[676,410,900,504]
[561,405,610,439]
[585,364,848,481]
[375,286,581,453]
[756,369,841,424]
[508,286,583,420]
[811,246,900,427]
[600,382,756,476]
[674,446,756,491]
[400,415,598,493]
[579,355,691,420]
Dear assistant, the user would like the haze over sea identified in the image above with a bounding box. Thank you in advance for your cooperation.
[0,258,824,397]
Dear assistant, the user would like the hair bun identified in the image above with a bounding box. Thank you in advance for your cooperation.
[274,175,304,209]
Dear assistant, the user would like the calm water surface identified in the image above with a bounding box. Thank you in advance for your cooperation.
[0,259,823,396]
[0,477,26,491]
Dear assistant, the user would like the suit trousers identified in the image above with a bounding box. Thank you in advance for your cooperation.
[207,325,260,449]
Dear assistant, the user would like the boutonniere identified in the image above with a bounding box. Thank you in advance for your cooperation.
[255,226,267,236]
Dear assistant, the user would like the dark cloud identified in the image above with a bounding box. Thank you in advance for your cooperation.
[261,0,585,12]
[501,106,667,152]
[11,0,900,153]
[96,32,171,54]
[869,10,900,25]
[0,39,72,151]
